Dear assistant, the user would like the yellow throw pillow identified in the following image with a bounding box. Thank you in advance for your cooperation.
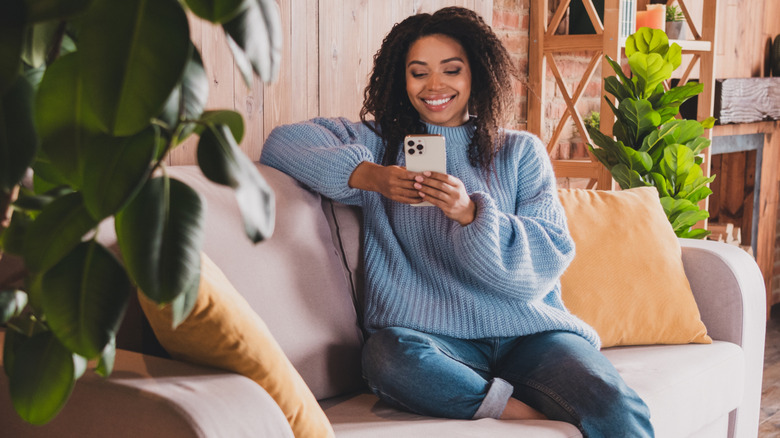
[138,254,335,438]
[558,187,712,348]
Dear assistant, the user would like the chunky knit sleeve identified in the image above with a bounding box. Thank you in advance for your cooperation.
[260,117,377,205]
[451,134,574,301]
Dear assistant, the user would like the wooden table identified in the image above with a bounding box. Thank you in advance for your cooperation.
[713,121,780,317]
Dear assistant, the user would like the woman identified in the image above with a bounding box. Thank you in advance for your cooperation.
[261,7,653,437]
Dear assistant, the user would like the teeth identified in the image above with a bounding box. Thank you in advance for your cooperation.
[424,97,451,106]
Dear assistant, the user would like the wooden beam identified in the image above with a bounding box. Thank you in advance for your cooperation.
[758,128,780,316]
[544,35,603,52]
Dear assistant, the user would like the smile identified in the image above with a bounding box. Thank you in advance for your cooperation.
[423,96,454,106]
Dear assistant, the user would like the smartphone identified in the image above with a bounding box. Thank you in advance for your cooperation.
[404,134,446,207]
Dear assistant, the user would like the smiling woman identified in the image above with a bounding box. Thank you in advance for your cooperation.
[259,6,654,437]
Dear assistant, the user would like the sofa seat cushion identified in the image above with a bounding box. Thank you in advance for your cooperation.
[322,393,581,437]
[321,341,743,437]
[603,341,744,437]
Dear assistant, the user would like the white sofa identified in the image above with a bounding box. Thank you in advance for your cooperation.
[0,164,767,437]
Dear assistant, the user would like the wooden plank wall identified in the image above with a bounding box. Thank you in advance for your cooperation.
[170,0,493,166]
[716,0,780,78]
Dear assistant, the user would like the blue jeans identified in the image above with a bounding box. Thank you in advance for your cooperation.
[362,327,654,438]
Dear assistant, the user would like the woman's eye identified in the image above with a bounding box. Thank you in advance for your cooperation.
[445,68,461,75]
[411,72,427,78]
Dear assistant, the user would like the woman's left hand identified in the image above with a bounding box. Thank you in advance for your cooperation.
[414,171,476,226]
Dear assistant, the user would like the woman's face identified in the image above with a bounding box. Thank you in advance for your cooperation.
[405,34,472,127]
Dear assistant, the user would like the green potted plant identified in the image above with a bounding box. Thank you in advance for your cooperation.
[0,0,281,425]
[587,27,715,239]
[665,5,685,40]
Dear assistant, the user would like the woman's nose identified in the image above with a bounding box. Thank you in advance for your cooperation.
[427,73,443,90]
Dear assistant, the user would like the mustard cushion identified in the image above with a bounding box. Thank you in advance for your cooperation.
[138,254,335,438]
[558,186,712,348]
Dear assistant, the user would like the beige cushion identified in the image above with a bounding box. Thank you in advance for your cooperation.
[558,187,711,347]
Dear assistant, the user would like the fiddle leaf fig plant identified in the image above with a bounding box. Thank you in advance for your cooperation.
[0,0,281,425]
[587,27,715,239]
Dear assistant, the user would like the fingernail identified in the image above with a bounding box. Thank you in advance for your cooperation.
[415,176,424,182]
[423,171,432,177]
[414,183,422,189]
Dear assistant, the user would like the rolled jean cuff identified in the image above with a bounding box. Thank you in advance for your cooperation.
[472,377,514,419]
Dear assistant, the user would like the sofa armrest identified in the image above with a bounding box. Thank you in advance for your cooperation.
[679,238,766,438]
[0,333,294,438]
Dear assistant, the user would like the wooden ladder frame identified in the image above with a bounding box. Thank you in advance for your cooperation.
[528,0,719,191]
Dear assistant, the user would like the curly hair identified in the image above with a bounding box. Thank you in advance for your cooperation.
[360,7,518,172]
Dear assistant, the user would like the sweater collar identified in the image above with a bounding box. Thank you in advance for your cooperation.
[423,118,476,146]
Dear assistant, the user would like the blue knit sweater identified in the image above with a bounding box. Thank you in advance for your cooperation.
[260,117,600,348]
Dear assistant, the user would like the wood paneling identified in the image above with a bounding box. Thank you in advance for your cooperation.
[170,0,493,165]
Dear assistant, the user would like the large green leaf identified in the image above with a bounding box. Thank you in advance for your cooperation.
[663,119,704,145]
[198,123,275,242]
[184,0,248,23]
[605,56,635,97]
[159,46,209,142]
[116,176,204,303]
[80,128,156,220]
[25,0,93,22]
[664,42,682,70]
[223,0,282,83]
[611,164,646,190]
[622,145,652,173]
[604,76,632,101]
[0,0,24,94]
[0,75,38,192]
[618,98,661,145]
[79,0,190,136]
[2,328,25,378]
[23,192,98,274]
[170,264,200,328]
[95,337,116,377]
[658,81,703,108]
[41,241,131,358]
[0,289,27,323]
[679,227,710,239]
[9,331,86,425]
[628,52,673,97]
[0,210,30,255]
[35,53,101,186]
[20,21,60,68]
[672,209,709,234]
[625,27,669,57]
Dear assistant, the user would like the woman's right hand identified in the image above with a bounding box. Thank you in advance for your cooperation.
[349,161,423,204]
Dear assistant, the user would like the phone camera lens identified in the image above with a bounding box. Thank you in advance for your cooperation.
[408,149,415,155]
[416,144,423,150]
[407,140,415,146]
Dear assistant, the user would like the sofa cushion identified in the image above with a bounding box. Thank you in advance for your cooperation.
[322,393,581,437]
[139,253,334,437]
[165,165,364,400]
[558,187,712,347]
[603,341,743,437]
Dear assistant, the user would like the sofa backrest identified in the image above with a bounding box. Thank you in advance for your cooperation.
[166,165,366,400]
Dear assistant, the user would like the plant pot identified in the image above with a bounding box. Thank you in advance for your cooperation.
[665,21,685,40]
